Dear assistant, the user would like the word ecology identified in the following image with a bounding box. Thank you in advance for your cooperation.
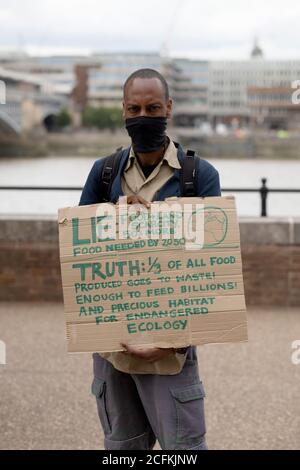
[72,200,205,253]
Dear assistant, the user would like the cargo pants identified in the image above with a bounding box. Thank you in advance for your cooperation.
[91,346,207,450]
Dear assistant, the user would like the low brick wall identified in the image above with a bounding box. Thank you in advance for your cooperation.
[240,219,300,305]
[0,216,62,301]
[0,215,299,305]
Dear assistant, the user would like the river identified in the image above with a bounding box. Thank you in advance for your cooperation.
[0,156,299,217]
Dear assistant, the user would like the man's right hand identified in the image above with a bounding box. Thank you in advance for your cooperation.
[118,194,150,208]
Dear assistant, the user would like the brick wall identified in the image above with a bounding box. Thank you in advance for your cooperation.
[0,216,299,305]
[0,241,62,301]
[242,245,300,306]
[239,219,300,306]
[0,217,62,302]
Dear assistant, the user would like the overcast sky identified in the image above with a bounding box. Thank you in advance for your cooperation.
[0,0,300,59]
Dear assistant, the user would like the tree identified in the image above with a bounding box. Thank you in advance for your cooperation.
[82,106,123,130]
[56,108,72,128]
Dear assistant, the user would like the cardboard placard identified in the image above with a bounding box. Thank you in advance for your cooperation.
[58,196,248,352]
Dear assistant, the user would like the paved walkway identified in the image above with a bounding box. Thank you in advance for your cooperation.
[0,302,299,450]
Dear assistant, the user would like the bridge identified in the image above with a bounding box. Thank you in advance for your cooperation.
[0,67,67,136]
[0,109,20,136]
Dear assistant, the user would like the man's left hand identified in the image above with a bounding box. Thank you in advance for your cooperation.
[120,343,174,363]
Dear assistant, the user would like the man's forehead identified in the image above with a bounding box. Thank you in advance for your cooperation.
[124,77,165,100]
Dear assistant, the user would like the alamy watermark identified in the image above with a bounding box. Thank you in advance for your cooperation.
[291,80,300,104]
[0,79,6,105]
[0,339,6,365]
[92,199,205,250]
[291,340,300,365]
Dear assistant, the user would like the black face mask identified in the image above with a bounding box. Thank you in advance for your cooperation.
[125,116,167,153]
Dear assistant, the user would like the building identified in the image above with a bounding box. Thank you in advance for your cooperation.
[206,41,300,129]
[208,58,300,128]
[171,59,209,127]
[2,42,300,132]
[248,85,300,130]
[85,53,167,107]
[79,54,209,127]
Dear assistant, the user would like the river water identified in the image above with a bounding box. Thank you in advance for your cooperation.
[0,156,299,217]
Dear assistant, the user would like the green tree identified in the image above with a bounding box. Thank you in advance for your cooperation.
[56,108,72,128]
[82,106,123,130]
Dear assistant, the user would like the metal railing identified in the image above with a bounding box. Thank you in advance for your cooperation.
[221,178,300,216]
[0,178,299,217]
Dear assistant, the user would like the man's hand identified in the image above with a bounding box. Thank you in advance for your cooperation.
[121,343,174,363]
[118,194,151,208]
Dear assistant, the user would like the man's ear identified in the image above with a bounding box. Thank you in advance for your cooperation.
[166,98,173,119]
[122,101,126,119]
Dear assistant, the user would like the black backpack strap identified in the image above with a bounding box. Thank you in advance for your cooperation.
[100,147,123,202]
[180,149,199,197]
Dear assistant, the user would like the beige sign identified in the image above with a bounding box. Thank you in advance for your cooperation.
[58,196,248,353]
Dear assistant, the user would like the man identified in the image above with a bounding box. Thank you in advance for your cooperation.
[79,68,221,450]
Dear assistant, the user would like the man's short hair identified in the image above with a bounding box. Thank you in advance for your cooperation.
[123,68,170,102]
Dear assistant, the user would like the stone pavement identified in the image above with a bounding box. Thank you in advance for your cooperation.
[0,303,299,450]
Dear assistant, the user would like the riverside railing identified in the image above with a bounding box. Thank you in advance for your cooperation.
[0,178,299,217]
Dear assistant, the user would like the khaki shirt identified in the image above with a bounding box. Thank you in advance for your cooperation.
[98,139,188,374]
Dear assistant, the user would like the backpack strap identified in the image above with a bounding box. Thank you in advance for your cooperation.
[100,147,123,202]
[100,143,200,201]
[180,149,199,197]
